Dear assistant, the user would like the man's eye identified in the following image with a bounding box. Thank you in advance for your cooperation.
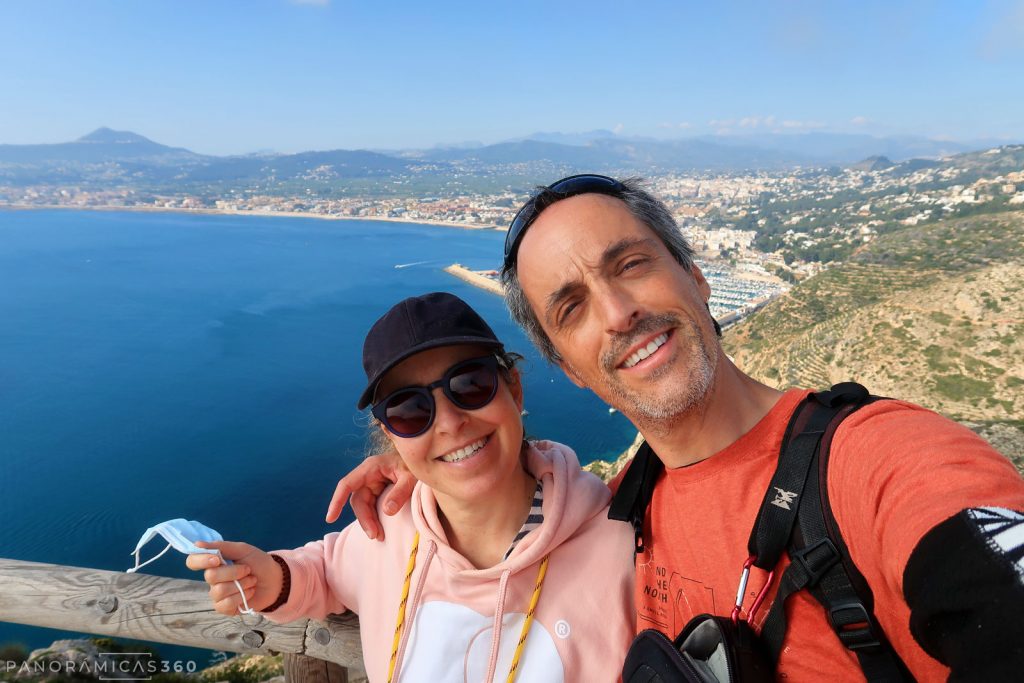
[622,257,647,272]
[559,301,579,324]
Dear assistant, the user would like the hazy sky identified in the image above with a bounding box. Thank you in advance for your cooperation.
[2,0,1023,155]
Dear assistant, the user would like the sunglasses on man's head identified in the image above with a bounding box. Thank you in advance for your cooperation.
[503,174,627,272]
[371,356,502,437]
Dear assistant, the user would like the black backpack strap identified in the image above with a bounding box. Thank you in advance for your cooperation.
[609,440,663,554]
[756,383,913,682]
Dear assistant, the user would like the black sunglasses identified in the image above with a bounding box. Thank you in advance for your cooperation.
[371,356,502,437]
[503,174,627,271]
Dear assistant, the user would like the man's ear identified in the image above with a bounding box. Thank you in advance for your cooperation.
[691,263,712,303]
[558,360,587,389]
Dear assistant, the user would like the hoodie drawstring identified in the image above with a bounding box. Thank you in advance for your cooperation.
[485,569,512,682]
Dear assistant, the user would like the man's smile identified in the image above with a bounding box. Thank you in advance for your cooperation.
[619,330,672,369]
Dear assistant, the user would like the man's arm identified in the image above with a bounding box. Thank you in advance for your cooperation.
[828,399,1024,680]
[325,450,417,540]
[903,506,1024,681]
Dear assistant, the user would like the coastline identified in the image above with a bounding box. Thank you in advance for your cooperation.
[0,203,506,233]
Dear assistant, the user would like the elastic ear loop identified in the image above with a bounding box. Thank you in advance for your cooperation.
[128,544,256,616]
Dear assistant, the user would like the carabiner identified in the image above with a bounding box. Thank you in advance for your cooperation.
[730,555,756,624]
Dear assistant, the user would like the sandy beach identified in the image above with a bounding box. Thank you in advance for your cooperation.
[0,203,508,233]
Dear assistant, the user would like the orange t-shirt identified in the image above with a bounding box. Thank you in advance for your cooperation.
[634,389,1024,681]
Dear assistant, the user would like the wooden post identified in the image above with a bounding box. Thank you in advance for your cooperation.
[0,558,364,675]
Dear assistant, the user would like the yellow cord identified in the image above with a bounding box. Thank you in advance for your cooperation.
[387,531,419,683]
[506,554,550,683]
[387,534,550,683]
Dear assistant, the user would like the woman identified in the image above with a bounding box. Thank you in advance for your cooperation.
[187,292,635,682]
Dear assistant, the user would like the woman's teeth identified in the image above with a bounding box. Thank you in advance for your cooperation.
[440,437,487,463]
[623,333,669,369]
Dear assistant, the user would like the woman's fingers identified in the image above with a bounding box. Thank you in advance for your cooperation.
[212,583,257,616]
[203,562,251,587]
[195,540,255,562]
[185,552,219,571]
[209,573,257,603]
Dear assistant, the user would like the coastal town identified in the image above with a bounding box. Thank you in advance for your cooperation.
[5,145,1023,327]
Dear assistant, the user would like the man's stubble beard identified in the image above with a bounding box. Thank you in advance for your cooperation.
[594,313,719,424]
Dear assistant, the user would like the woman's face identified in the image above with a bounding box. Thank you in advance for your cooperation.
[374,344,528,505]
[375,344,525,505]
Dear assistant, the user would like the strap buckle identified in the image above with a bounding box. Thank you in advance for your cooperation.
[790,537,840,588]
[828,601,882,651]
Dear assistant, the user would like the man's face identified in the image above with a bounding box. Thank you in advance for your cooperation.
[516,193,719,424]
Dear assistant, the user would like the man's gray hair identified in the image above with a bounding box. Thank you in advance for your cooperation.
[501,176,695,362]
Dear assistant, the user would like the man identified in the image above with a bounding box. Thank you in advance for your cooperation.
[330,175,1024,680]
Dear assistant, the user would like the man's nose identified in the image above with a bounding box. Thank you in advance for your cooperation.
[596,285,641,334]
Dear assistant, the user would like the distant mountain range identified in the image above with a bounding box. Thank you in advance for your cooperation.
[0,127,200,164]
[0,127,1017,192]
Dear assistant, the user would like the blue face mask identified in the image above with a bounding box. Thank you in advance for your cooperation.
[127,518,255,615]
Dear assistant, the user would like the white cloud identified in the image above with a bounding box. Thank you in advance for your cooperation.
[850,116,870,126]
[738,116,778,129]
[613,123,625,134]
[779,119,825,130]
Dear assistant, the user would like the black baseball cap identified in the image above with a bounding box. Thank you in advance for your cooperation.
[357,292,504,409]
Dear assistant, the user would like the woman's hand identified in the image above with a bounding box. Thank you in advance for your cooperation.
[325,450,417,541]
[186,540,283,616]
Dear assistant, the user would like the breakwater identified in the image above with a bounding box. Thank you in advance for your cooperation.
[443,263,503,296]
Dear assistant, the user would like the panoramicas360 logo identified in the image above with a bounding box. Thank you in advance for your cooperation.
[3,652,198,681]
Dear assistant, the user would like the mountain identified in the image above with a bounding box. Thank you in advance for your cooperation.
[724,208,1024,463]
[0,127,200,164]
[416,137,812,171]
[2,129,1019,195]
[704,133,975,164]
[182,148,423,182]
[519,129,620,146]
[849,155,895,172]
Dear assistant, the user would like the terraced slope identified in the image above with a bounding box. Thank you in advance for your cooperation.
[724,210,1024,465]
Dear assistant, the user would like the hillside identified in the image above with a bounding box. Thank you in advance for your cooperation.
[724,209,1024,467]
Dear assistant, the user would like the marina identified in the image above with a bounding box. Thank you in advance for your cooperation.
[443,260,789,328]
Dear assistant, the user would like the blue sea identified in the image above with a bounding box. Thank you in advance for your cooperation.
[0,209,637,659]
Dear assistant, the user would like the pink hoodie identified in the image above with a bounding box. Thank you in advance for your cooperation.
[265,440,635,682]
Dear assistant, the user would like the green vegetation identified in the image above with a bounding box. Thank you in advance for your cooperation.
[724,207,1024,426]
[933,375,993,401]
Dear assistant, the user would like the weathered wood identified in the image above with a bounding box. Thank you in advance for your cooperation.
[284,653,367,683]
[303,612,364,671]
[0,558,363,673]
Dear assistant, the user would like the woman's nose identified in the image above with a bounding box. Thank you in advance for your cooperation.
[431,387,469,435]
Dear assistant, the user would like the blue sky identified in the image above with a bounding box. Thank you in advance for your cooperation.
[1,0,1023,155]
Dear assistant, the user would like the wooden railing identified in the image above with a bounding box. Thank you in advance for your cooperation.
[0,558,364,677]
